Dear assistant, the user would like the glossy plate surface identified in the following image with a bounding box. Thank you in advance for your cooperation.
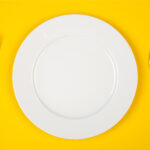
[13,14,138,139]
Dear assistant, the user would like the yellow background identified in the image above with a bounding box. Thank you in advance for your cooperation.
[0,0,150,149]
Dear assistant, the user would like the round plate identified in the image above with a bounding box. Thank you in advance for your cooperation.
[13,14,138,139]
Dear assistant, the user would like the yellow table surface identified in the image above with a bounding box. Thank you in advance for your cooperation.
[0,0,150,149]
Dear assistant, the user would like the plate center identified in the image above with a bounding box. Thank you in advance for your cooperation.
[33,35,116,118]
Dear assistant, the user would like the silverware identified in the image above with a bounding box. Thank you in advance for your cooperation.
[149,52,150,65]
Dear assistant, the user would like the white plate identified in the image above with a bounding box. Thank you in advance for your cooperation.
[13,14,138,139]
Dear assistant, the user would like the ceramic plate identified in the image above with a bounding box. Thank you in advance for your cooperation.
[13,14,138,139]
